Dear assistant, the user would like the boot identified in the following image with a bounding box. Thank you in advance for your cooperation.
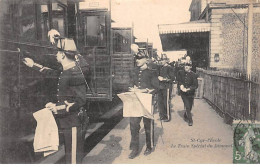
[144,147,152,156]
[128,149,139,159]
[188,119,193,126]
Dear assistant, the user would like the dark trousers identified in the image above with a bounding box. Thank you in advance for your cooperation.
[61,126,84,164]
[169,83,173,100]
[129,117,152,151]
[181,94,194,122]
[158,89,168,119]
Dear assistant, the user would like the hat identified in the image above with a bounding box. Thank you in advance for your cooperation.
[57,38,77,53]
[135,51,148,59]
[184,61,192,66]
[131,44,139,54]
[161,53,166,59]
[184,56,192,66]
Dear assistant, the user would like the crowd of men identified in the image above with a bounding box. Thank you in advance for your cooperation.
[123,44,198,159]
[22,29,198,163]
[132,46,198,123]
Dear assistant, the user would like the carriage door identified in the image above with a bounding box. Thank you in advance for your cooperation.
[112,28,134,92]
[79,9,112,101]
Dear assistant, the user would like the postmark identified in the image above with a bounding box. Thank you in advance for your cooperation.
[233,120,260,164]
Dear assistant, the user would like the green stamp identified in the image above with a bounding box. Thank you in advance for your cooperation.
[233,120,260,164]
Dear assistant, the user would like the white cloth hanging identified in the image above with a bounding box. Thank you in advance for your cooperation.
[33,108,59,157]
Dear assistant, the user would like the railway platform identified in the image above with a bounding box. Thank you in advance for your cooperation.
[82,93,234,164]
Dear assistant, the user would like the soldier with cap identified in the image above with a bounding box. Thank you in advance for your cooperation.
[157,54,175,122]
[23,30,90,163]
[177,59,198,126]
[123,44,159,159]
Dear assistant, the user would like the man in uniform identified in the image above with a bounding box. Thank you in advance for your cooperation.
[157,55,175,122]
[177,60,198,126]
[23,31,90,163]
[125,44,159,159]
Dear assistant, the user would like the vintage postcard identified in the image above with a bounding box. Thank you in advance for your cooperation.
[0,0,259,164]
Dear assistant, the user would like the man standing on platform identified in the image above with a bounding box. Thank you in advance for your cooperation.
[177,60,198,126]
[119,44,159,159]
[23,30,90,163]
[157,55,175,122]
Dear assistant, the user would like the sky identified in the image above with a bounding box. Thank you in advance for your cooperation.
[111,0,192,52]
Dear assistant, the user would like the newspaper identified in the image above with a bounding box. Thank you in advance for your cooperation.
[117,92,153,119]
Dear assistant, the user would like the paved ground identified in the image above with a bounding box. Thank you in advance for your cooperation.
[82,90,234,164]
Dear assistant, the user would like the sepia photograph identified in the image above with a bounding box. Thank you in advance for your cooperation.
[0,0,259,164]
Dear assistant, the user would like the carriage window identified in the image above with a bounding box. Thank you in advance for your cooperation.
[0,0,13,39]
[0,0,39,41]
[84,15,106,47]
[52,3,66,37]
[113,29,131,53]
[1,0,37,42]
[19,2,36,41]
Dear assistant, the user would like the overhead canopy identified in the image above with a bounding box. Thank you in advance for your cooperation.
[158,20,210,34]
[158,20,210,68]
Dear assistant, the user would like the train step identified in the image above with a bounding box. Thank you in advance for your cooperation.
[100,103,123,119]
[85,122,104,139]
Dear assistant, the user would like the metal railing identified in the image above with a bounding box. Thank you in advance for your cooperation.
[197,68,260,121]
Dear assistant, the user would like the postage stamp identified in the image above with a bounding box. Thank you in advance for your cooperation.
[233,120,260,164]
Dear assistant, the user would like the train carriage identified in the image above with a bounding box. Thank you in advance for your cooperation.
[0,0,150,163]
[0,0,114,163]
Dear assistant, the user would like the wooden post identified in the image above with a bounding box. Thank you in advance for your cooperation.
[131,22,134,46]
[247,1,253,116]
[247,2,253,78]
[146,38,148,57]
[151,43,153,58]
[131,22,135,67]
[109,0,113,99]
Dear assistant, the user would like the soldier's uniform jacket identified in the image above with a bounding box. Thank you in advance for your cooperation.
[130,67,159,92]
[158,64,175,89]
[177,70,198,96]
[33,59,90,128]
